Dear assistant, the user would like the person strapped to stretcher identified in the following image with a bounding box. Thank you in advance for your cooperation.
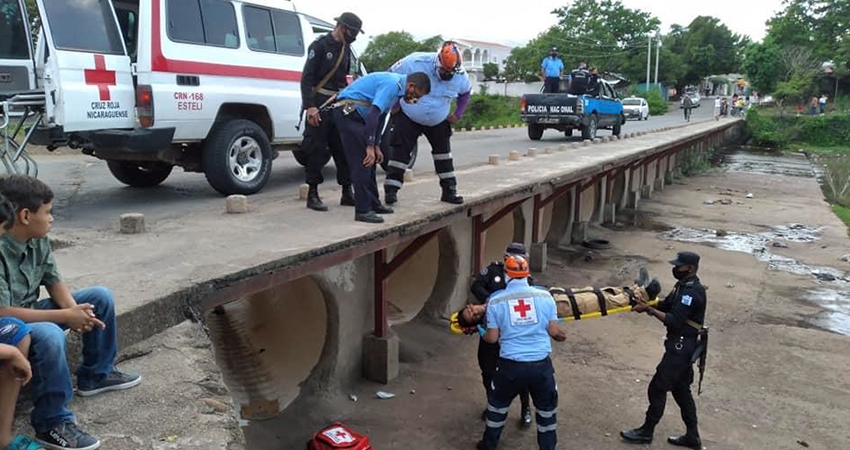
[451,269,661,334]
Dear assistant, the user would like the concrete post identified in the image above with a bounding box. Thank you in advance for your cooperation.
[593,176,607,225]
[619,169,631,210]
[530,242,547,272]
[570,221,588,244]
[363,332,400,384]
[603,203,617,224]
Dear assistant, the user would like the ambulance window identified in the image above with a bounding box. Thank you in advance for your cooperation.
[40,0,124,55]
[271,10,303,56]
[167,0,204,44]
[115,8,137,61]
[0,0,31,59]
[199,0,238,49]
[243,6,275,52]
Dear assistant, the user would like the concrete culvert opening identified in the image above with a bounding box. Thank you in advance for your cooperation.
[482,210,517,264]
[206,276,328,419]
[387,235,441,324]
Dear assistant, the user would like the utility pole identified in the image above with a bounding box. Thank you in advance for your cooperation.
[646,35,652,92]
[654,38,661,86]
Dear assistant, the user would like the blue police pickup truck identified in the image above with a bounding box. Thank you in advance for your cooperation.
[520,80,625,141]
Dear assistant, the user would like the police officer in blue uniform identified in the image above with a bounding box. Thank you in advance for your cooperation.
[333,72,431,223]
[621,251,706,449]
[384,42,471,205]
[468,243,535,428]
[478,255,566,450]
[540,48,564,93]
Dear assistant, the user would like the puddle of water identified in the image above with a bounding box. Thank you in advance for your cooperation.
[661,224,849,283]
[719,146,815,178]
[806,289,850,337]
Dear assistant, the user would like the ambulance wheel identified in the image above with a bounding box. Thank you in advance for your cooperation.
[106,161,173,187]
[527,124,544,140]
[203,119,272,195]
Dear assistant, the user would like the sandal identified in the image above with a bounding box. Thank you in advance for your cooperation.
[4,435,44,450]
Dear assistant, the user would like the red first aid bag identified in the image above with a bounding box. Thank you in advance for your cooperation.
[308,423,372,450]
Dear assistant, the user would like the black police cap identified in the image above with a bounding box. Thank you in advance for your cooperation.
[669,251,700,267]
[335,12,363,34]
[505,242,527,256]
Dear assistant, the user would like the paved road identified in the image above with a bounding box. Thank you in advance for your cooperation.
[36,102,715,229]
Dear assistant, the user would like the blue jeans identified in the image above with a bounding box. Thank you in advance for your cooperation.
[28,286,116,432]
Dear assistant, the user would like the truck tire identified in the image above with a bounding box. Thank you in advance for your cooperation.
[528,124,544,141]
[581,114,598,140]
[564,128,573,137]
[107,161,173,187]
[202,119,272,195]
[613,114,623,137]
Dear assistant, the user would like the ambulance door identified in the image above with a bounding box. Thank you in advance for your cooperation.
[0,0,36,94]
[34,0,135,132]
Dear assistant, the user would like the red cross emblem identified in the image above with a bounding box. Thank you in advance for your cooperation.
[513,299,532,318]
[84,54,116,101]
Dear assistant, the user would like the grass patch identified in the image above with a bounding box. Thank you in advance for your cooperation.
[454,94,523,130]
[832,204,850,232]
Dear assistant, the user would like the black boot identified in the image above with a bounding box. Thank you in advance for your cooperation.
[340,185,355,206]
[519,407,532,429]
[355,212,384,223]
[385,187,398,205]
[645,278,661,300]
[620,425,654,444]
[668,433,701,449]
[306,185,328,212]
[441,185,464,204]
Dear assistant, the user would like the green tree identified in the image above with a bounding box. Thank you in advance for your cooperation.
[742,39,783,93]
[672,16,745,91]
[360,32,444,73]
[483,63,499,80]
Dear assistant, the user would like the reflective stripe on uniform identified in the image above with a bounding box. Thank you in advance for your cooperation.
[385,179,403,188]
[433,153,453,161]
[536,409,557,419]
[437,171,456,179]
[537,423,557,433]
[388,160,407,170]
[486,420,506,429]
[487,404,509,414]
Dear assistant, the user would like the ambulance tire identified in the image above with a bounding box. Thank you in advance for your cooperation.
[106,161,173,187]
[203,119,272,195]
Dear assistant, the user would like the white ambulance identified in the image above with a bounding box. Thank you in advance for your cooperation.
[2,0,363,194]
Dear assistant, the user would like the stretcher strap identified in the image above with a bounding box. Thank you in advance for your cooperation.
[593,288,608,316]
[563,288,581,321]
[623,286,637,306]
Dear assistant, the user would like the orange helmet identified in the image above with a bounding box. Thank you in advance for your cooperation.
[438,41,462,73]
[504,255,530,279]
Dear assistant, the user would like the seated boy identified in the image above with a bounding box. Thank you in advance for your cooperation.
[1,317,42,450]
[0,175,141,450]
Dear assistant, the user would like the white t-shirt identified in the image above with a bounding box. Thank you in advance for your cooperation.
[819,96,827,105]
[715,98,722,108]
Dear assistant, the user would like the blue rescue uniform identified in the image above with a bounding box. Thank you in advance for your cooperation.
[384,53,471,201]
[481,278,559,450]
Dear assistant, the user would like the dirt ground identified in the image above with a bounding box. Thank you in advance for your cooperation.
[333,163,850,450]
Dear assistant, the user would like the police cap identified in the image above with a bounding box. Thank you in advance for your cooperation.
[334,12,363,34]
[505,242,528,256]
[669,251,700,267]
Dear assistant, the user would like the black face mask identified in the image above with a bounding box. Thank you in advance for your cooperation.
[438,70,454,81]
[343,28,357,44]
[672,267,690,280]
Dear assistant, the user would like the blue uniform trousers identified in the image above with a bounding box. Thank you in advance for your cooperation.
[482,357,558,450]
[333,108,382,215]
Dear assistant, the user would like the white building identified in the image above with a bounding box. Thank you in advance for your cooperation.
[454,39,513,83]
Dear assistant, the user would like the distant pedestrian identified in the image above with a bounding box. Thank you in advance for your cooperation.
[682,94,693,122]
[809,97,819,115]
[819,95,827,114]
[796,102,804,116]
[731,94,739,116]
[540,48,564,94]
[713,97,721,121]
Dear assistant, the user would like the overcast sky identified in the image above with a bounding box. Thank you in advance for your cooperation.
[297,0,785,52]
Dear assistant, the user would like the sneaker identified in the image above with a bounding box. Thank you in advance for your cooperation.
[36,422,100,450]
[77,370,142,397]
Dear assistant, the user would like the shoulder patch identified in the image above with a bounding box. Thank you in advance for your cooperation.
[480,268,489,276]
[681,295,693,306]
[326,52,334,60]
[308,49,315,59]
